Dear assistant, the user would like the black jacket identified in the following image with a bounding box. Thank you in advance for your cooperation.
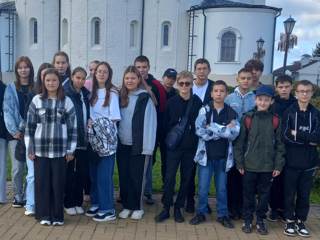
[203,80,214,105]
[271,95,296,119]
[282,102,320,170]
[0,81,8,139]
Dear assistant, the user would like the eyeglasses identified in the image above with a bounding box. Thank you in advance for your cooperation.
[296,90,313,95]
[178,81,191,87]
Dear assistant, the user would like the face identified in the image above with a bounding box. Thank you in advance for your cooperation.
[237,72,253,91]
[89,62,98,77]
[134,61,150,80]
[124,72,140,92]
[95,64,109,87]
[211,84,227,104]
[163,76,176,89]
[72,71,86,91]
[276,81,293,99]
[255,95,273,111]
[44,73,60,94]
[195,63,210,82]
[251,68,262,84]
[54,55,69,75]
[295,84,314,104]
[17,61,31,82]
[177,77,192,96]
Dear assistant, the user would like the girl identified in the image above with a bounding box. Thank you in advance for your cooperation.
[25,68,77,226]
[3,56,35,211]
[117,66,157,220]
[35,63,54,94]
[52,51,71,86]
[85,62,121,222]
[63,67,90,215]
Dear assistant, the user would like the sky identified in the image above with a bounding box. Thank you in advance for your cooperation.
[267,0,320,70]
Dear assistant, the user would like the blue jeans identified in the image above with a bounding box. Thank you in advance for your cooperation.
[89,154,115,214]
[25,157,35,211]
[197,159,228,217]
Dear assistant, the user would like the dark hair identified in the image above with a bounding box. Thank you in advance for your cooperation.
[72,67,87,77]
[35,63,54,94]
[52,51,71,79]
[194,58,211,71]
[90,60,100,65]
[134,55,150,66]
[295,80,315,92]
[212,80,228,92]
[244,59,264,72]
[14,56,35,91]
[275,74,293,86]
[40,68,65,100]
[238,67,252,75]
[90,61,116,107]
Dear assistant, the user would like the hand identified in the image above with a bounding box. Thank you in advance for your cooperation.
[291,130,297,137]
[66,154,74,162]
[226,120,236,129]
[238,168,244,175]
[272,170,280,177]
[28,154,35,160]
[13,132,22,140]
[88,119,93,128]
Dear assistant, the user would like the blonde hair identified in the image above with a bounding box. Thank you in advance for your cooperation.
[177,70,194,83]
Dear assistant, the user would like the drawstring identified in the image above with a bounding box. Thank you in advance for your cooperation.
[294,112,297,141]
[309,112,312,133]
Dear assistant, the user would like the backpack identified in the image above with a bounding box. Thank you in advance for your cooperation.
[244,114,280,131]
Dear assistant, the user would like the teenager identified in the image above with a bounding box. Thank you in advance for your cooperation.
[52,51,71,86]
[224,67,255,219]
[162,68,177,100]
[155,71,202,223]
[85,62,121,222]
[244,59,264,90]
[3,56,35,210]
[190,80,239,228]
[117,66,157,220]
[63,67,90,215]
[234,85,285,235]
[85,60,99,92]
[282,80,320,237]
[35,63,54,94]
[25,68,77,226]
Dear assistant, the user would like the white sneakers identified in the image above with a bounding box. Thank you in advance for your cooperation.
[119,209,131,219]
[24,209,35,216]
[131,210,144,220]
[65,206,84,215]
[75,206,85,215]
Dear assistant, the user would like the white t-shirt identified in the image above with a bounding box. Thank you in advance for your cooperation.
[193,80,209,102]
[90,89,121,121]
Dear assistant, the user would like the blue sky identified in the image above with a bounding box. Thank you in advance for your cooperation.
[267,0,320,70]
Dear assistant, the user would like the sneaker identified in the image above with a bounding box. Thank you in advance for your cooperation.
[40,220,51,226]
[12,198,24,208]
[144,194,154,205]
[174,208,184,223]
[185,204,195,214]
[52,221,64,226]
[256,220,268,235]
[242,220,252,233]
[93,212,116,222]
[75,206,84,215]
[189,214,206,225]
[85,207,99,217]
[131,210,144,220]
[217,216,234,229]
[24,209,35,216]
[119,209,131,219]
[155,209,170,223]
[267,210,278,222]
[295,219,310,238]
[284,220,296,236]
[65,207,77,215]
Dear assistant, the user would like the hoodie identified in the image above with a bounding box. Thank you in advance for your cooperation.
[271,94,296,119]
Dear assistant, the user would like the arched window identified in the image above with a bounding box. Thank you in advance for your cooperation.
[220,31,236,62]
[161,21,171,48]
[92,17,101,46]
[62,18,68,46]
[130,20,138,48]
[30,18,38,44]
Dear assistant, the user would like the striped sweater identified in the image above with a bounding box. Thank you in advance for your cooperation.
[25,94,77,158]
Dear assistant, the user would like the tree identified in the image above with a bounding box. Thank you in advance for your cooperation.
[312,42,320,57]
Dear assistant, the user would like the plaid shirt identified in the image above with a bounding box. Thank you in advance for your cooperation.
[25,94,77,158]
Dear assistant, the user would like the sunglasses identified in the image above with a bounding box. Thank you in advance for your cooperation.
[178,81,191,87]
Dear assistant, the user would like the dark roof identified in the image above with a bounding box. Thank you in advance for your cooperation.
[273,60,318,77]
[190,0,281,12]
[0,1,16,13]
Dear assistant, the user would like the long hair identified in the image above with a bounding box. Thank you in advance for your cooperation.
[90,61,116,107]
[14,56,34,91]
[35,62,54,94]
[40,68,65,100]
[52,51,71,80]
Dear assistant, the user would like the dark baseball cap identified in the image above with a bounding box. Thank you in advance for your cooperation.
[255,85,275,98]
[163,68,177,79]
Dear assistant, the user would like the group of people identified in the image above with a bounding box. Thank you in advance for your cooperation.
[0,52,319,238]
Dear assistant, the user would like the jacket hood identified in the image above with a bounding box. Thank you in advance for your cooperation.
[234,87,255,98]
[129,88,147,96]
[274,94,296,104]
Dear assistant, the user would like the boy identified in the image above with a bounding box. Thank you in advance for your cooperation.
[234,85,285,235]
[245,59,264,89]
[162,68,177,100]
[282,80,320,237]
[190,80,239,228]
[268,75,296,222]
[225,67,255,220]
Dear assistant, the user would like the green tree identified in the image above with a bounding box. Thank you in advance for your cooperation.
[312,42,320,57]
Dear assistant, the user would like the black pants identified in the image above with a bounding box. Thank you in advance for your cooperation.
[152,137,167,185]
[284,167,315,221]
[117,144,150,210]
[34,156,66,222]
[186,163,196,207]
[64,149,88,208]
[243,171,273,222]
[227,166,243,217]
[269,172,284,211]
[161,149,195,209]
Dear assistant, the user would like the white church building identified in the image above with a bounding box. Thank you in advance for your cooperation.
[0,0,281,85]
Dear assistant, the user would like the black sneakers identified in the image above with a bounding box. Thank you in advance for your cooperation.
[256,220,268,235]
[144,194,155,205]
[189,214,206,225]
[295,219,310,238]
[242,220,252,233]
[174,208,184,223]
[155,209,170,223]
[217,216,234,229]
[12,198,24,208]
[284,220,296,236]
[267,210,278,222]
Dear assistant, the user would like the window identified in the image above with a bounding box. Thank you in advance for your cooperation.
[30,18,38,44]
[62,18,68,46]
[220,31,236,62]
[161,21,171,48]
[130,20,138,48]
[92,17,101,46]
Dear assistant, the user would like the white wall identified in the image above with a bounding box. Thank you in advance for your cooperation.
[0,12,10,72]
[297,62,320,85]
